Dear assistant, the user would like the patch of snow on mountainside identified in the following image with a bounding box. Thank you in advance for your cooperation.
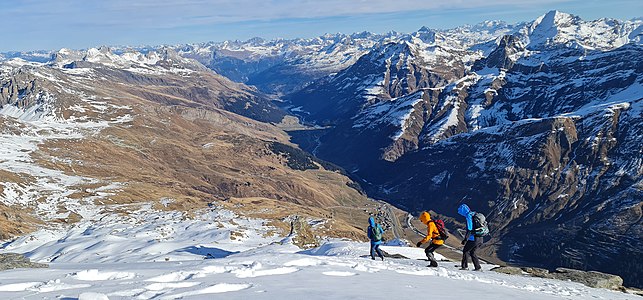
[352,91,426,140]
[0,91,133,221]
[423,75,477,143]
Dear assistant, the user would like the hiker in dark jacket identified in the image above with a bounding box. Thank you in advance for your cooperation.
[458,204,482,271]
[367,216,384,261]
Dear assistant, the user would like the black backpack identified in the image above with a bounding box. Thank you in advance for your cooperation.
[472,212,489,237]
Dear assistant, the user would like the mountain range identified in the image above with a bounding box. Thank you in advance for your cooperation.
[1,10,641,288]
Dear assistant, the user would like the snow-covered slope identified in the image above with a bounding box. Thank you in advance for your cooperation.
[0,205,638,299]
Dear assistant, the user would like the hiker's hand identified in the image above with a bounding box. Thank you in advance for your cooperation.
[416,241,422,247]
[461,240,466,245]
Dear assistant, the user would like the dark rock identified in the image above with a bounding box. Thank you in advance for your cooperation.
[380,250,408,259]
[491,266,524,275]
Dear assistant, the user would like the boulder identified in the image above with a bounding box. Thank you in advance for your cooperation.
[552,267,623,290]
[491,266,525,275]
[0,253,48,270]
[522,267,553,278]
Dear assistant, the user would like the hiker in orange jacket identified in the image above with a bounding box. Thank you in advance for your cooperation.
[415,211,444,267]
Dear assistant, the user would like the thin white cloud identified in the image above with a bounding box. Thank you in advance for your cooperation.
[104,0,573,24]
[3,0,574,30]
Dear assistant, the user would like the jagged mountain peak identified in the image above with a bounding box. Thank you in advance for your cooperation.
[535,10,578,26]
[523,10,642,50]
[83,46,118,63]
[412,27,437,44]
[474,19,510,30]
[417,25,432,32]
[246,36,266,45]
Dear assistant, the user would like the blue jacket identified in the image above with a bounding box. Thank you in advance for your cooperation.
[458,204,475,241]
[367,217,384,245]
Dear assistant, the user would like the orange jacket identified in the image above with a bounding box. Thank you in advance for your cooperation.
[419,211,444,245]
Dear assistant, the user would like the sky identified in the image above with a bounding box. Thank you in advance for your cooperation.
[1,0,641,52]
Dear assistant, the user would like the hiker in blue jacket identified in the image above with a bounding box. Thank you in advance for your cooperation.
[458,204,482,271]
[367,216,384,261]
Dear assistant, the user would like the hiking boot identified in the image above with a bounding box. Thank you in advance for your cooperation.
[459,267,468,270]
[473,268,482,272]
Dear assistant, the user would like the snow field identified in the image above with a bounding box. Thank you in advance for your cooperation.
[0,242,638,299]
[0,204,637,300]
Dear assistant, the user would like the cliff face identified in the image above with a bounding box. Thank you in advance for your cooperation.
[379,101,642,286]
[284,12,643,287]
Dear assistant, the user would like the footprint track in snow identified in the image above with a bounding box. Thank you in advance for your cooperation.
[70,269,137,281]
[161,283,253,299]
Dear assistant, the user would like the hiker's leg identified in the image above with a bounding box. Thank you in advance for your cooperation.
[375,244,384,260]
[471,237,482,270]
[425,244,441,267]
[370,243,376,260]
[461,240,474,268]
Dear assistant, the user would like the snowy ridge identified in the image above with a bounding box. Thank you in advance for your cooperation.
[49,46,205,76]
[0,203,638,299]
[520,10,642,51]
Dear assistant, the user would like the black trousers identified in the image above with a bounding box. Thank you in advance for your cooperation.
[461,237,482,269]
[370,243,383,260]
[425,243,442,267]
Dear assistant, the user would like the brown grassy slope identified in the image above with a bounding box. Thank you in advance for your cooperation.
[10,64,383,241]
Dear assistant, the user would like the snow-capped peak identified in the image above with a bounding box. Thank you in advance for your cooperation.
[522,10,642,50]
[413,27,437,44]
[527,10,577,47]
[535,10,576,27]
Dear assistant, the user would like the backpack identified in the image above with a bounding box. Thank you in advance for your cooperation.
[370,225,383,241]
[472,212,489,237]
[429,219,449,241]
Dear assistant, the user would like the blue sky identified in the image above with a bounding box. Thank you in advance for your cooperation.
[1,0,641,52]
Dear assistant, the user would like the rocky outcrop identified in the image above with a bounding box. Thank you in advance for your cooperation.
[549,268,624,290]
[493,265,625,291]
[0,253,48,270]
[491,266,524,275]
[288,216,320,249]
[0,70,39,108]
[473,35,524,70]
